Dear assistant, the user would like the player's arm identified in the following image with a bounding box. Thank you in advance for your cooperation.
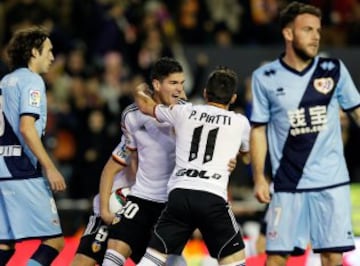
[237,117,251,169]
[250,124,270,203]
[133,82,157,117]
[227,157,238,172]
[349,106,360,127]
[99,155,127,225]
[20,115,66,192]
[99,126,137,224]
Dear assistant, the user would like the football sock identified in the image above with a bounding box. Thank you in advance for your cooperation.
[0,249,15,265]
[137,248,166,266]
[28,244,59,266]
[102,249,126,266]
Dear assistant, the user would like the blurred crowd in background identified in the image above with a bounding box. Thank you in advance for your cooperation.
[0,0,359,218]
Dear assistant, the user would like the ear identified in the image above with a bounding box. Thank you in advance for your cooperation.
[31,47,39,58]
[152,79,160,92]
[230,94,237,104]
[282,27,293,42]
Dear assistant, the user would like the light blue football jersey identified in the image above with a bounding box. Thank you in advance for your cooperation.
[251,56,360,192]
[0,68,46,179]
[0,68,62,241]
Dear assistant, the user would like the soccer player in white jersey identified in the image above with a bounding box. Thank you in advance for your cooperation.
[134,66,250,266]
[71,135,136,266]
[0,27,66,265]
[250,2,360,266]
[101,57,187,266]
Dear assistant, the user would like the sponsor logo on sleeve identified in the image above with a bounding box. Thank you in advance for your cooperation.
[29,90,41,107]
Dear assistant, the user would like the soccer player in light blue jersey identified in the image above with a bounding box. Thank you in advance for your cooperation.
[250,2,360,266]
[0,27,66,265]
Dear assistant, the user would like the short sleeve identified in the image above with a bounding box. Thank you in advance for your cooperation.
[154,104,181,125]
[112,134,132,166]
[240,117,251,152]
[120,106,137,150]
[250,72,270,124]
[19,76,45,118]
[337,60,360,111]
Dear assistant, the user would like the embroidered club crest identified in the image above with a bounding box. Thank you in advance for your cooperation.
[112,215,121,225]
[91,241,101,253]
[313,78,334,94]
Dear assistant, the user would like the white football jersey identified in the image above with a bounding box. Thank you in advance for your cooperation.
[121,103,176,202]
[155,103,250,201]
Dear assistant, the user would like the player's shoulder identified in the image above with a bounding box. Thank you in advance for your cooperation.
[252,58,280,77]
[177,98,187,105]
[230,110,250,125]
[17,68,43,84]
[121,103,140,127]
[122,102,157,128]
[121,103,138,120]
[316,56,342,70]
[171,99,191,109]
[2,68,43,88]
[166,100,192,112]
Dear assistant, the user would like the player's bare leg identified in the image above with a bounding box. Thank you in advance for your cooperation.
[27,237,65,266]
[218,249,246,266]
[320,252,342,266]
[266,254,287,266]
[71,254,97,266]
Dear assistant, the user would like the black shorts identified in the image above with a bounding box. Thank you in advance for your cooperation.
[108,195,166,263]
[148,188,245,259]
[76,215,108,264]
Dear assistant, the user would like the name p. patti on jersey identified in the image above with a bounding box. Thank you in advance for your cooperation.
[188,110,231,125]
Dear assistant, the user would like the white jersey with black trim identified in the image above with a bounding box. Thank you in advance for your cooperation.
[155,103,250,201]
[121,103,177,202]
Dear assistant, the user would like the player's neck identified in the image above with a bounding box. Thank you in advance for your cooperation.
[283,52,313,72]
[207,102,228,110]
[28,59,40,74]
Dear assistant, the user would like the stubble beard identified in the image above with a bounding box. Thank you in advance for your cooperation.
[292,40,316,62]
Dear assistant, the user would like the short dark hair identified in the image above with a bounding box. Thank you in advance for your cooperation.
[150,57,183,82]
[279,1,321,29]
[6,26,49,70]
[206,66,238,105]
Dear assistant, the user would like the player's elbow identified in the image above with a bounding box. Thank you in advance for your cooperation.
[19,123,31,139]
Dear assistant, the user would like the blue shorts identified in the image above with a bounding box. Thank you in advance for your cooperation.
[266,185,355,255]
[0,177,63,242]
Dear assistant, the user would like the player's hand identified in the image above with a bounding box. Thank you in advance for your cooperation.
[227,157,237,172]
[45,167,67,192]
[253,177,271,203]
[101,209,115,225]
[134,82,151,96]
